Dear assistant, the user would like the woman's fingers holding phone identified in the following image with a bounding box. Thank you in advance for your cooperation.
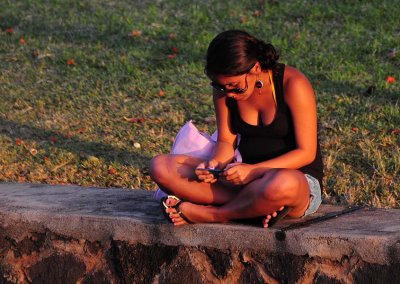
[220,163,239,178]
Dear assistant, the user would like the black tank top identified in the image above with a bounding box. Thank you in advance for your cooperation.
[226,63,324,189]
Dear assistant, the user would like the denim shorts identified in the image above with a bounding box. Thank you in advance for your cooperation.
[303,174,322,217]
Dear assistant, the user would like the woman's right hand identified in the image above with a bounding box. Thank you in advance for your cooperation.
[195,159,219,183]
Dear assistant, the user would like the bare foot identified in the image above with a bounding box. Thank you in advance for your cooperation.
[164,196,216,226]
[164,196,189,225]
[262,206,285,228]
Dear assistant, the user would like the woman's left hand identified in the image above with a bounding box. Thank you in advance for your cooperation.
[220,163,257,185]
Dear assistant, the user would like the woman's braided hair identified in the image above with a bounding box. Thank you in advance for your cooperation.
[205,30,279,77]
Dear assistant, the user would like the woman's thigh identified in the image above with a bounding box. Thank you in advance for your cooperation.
[150,154,203,184]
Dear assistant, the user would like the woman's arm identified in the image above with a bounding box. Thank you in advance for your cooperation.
[256,66,317,168]
[210,91,237,168]
[195,90,237,183]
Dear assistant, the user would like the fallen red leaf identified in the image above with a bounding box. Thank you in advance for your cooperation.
[172,46,179,53]
[50,136,57,143]
[6,27,13,34]
[67,58,75,65]
[20,37,26,45]
[15,138,23,145]
[386,76,396,84]
[108,168,116,175]
[352,127,358,133]
[392,129,400,135]
[128,30,142,37]
[158,89,165,97]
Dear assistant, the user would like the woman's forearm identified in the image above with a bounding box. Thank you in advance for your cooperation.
[210,141,235,168]
[250,148,316,177]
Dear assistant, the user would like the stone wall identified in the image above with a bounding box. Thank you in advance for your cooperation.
[0,183,399,283]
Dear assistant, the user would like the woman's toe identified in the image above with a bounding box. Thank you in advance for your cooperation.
[173,218,188,226]
[167,210,180,219]
[165,208,174,215]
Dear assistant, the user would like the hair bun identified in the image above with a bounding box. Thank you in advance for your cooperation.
[257,40,279,69]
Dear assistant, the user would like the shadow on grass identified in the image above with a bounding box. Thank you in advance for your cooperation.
[309,73,399,100]
[0,118,151,168]
[0,6,207,71]
[311,79,400,119]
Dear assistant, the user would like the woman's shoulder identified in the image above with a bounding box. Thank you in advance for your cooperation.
[281,65,315,102]
[282,65,309,84]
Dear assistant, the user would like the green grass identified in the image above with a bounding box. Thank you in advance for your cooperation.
[0,0,399,208]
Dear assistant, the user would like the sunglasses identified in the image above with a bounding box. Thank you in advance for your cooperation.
[210,73,249,94]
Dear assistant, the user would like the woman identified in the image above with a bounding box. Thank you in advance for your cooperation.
[150,30,323,227]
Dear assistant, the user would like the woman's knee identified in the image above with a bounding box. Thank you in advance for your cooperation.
[261,169,305,201]
[149,154,172,185]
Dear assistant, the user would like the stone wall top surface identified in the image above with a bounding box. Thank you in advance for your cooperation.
[0,182,399,266]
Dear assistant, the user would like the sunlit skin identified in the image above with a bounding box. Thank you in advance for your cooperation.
[150,61,318,227]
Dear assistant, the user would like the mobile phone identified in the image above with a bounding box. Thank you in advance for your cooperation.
[197,168,224,178]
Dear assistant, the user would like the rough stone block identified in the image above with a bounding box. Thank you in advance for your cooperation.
[0,182,399,283]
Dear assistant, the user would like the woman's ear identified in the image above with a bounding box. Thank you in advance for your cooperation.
[250,62,262,74]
